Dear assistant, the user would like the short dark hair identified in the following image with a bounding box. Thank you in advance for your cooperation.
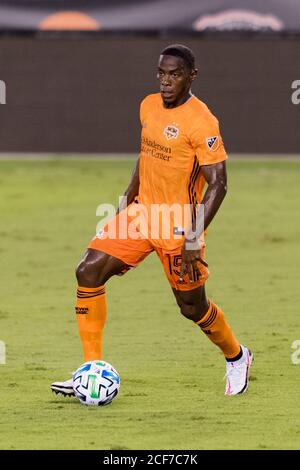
[160,44,195,70]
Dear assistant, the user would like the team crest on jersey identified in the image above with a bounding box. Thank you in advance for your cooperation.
[206,136,219,151]
[164,124,179,140]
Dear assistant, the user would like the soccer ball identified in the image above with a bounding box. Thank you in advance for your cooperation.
[73,360,120,406]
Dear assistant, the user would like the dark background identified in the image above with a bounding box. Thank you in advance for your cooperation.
[0,35,299,153]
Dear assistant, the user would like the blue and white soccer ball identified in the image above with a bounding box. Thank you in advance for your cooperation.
[73,360,120,406]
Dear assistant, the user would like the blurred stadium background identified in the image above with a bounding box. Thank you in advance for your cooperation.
[1,0,300,451]
[0,0,300,153]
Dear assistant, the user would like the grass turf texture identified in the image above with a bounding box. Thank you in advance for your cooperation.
[0,157,300,450]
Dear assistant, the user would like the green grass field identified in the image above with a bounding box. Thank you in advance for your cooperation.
[1,156,300,450]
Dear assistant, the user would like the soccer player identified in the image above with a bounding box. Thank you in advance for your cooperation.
[51,44,252,397]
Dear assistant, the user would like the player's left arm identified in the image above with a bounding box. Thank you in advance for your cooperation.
[180,111,228,282]
[199,160,227,230]
[180,161,227,282]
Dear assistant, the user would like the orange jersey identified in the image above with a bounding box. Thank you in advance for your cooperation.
[137,93,227,250]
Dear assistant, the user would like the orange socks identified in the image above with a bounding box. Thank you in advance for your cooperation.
[76,285,107,362]
[196,301,240,359]
[76,288,238,362]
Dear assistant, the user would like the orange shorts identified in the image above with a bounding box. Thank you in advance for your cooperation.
[88,206,209,292]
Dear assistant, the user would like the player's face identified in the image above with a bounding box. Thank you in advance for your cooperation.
[157,55,197,108]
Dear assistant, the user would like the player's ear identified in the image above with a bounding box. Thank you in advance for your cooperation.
[191,68,198,82]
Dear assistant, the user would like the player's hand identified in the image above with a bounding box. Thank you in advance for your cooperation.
[179,239,208,283]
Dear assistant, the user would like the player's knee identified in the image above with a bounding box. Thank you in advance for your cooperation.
[179,299,209,322]
[76,258,104,286]
[179,303,198,322]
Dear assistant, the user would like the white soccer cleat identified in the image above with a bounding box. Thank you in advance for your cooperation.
[225,345,253,396]
[51,377,75,397]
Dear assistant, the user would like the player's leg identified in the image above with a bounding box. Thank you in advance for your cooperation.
[158,249,253,395]
[51,249,126,396]
[76,248,126,287]
[172,285,240,356]
[75,248,126,363]
[173,285,253,396]
[51,206,153,396]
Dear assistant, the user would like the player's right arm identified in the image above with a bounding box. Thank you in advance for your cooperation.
[117,158,140,213]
